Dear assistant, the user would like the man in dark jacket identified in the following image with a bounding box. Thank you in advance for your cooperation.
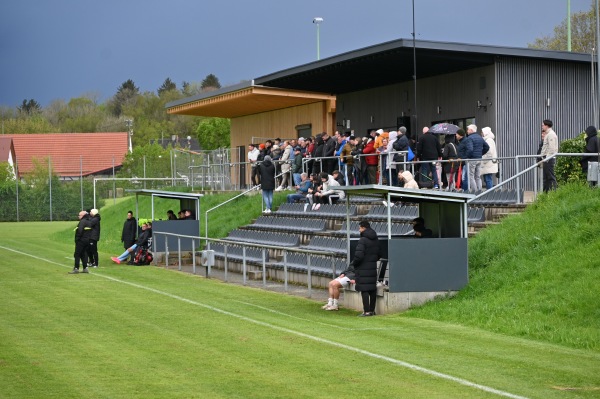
[416,127,442,189]
[87,208,101,268]
[259,155,276,213]
[346,220,380,316]
[312,134,325,175]
[121,211,137,263]
[323,132,337,174]
[455,129,469,190]
[69,210,92,274]
[464,124,489,192]
[581,125,599,186]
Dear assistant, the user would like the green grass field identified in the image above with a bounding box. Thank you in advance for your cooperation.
[1,185,600,398]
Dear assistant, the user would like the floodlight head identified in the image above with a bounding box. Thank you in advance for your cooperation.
[313,17,323,24]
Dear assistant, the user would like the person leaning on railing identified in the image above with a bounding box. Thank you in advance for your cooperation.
[580,125,599,186]
[362,134,379,184]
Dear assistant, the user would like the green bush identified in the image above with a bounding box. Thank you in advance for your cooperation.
[556,132,586,184]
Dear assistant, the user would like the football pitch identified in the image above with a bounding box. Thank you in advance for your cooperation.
[1,222,599,399]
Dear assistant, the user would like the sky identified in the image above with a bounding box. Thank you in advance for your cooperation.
[0,0,593,108]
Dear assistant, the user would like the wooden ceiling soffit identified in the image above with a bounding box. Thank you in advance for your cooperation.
[167,86,336,118]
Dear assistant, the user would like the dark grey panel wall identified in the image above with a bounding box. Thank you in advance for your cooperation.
[153,220,200,252]
[495,57,594,189]
[388,237,468,292]
[336,65,496,138]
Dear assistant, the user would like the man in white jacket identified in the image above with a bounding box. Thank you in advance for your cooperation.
[540,119,559,192]
[312,172,345,209]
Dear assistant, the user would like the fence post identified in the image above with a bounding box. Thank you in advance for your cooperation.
[262,248,267,287]
[48,157,52,221]
[283,250,288,293]
[307,255,312,298]
[242,245,247,285]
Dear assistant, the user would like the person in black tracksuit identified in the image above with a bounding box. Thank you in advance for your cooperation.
[87,209,101,267]
[323,133,337,174]
[344,220,380,316]
[70,211,92,274]
[121,211,137,263]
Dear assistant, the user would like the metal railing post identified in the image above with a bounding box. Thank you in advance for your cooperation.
[242,246,247,285]
[177,237,182,271]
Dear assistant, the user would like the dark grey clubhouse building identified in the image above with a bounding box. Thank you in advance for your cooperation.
[168,38,596,186]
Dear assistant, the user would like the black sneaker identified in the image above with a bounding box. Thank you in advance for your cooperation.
[68,269,79,274]
[81,268,89,273]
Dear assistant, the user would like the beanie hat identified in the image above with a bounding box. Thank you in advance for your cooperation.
[90,209,98,216]
[585,125,597,136]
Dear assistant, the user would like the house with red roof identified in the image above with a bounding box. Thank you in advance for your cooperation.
[0,137,17,179]
[5,132,129,179]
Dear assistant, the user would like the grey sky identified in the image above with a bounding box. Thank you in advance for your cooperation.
[0,0,592,107]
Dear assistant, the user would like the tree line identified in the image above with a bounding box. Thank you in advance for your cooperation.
[0,74,231,150]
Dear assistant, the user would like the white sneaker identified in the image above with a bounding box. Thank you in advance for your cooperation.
[303,203,309,212]
[326,305,339,311]
[275,186,283,192]
[264,209,271,214]
[321,303,331,309]
[315,203,321,210]
[311,203,317,210]
[382,201,388,207]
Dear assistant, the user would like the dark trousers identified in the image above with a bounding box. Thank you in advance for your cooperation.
[251,166,260,186]
[325,158,337,174]
[367,165,377,184]
[312,159,323,176]
[361,290,377,313]
[543,158,557,192]
[87,239,98,266]
[420,160,439,186]
[74,240,88,270]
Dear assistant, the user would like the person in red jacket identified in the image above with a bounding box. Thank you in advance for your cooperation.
[362,136,379,184]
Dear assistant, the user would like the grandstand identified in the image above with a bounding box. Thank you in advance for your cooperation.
[166,185,527,314]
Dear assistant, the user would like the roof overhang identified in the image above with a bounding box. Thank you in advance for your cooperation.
[166,82,336,118]
[337,184,475,204]
[129,189,204,201]
[255,38,593,94]
[166,39,592,118]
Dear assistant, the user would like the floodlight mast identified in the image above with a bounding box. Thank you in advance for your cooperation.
[313,17,323,60]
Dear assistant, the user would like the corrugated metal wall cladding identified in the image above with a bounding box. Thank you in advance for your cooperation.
[496,57,594,189]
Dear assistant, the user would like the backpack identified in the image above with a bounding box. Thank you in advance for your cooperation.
[133,247,153,265]
[392,138,414,162]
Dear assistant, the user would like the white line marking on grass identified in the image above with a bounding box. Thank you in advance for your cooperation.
[0,245,529,399]
[234,300,393,331]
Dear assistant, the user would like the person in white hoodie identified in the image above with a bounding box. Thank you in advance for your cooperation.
[385,131,399,186]
[480,127,498,189]
[312,172,345,209]
[398,170,419,189]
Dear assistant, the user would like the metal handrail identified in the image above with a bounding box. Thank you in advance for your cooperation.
[204,185,261,247]
[154,230,343,298]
